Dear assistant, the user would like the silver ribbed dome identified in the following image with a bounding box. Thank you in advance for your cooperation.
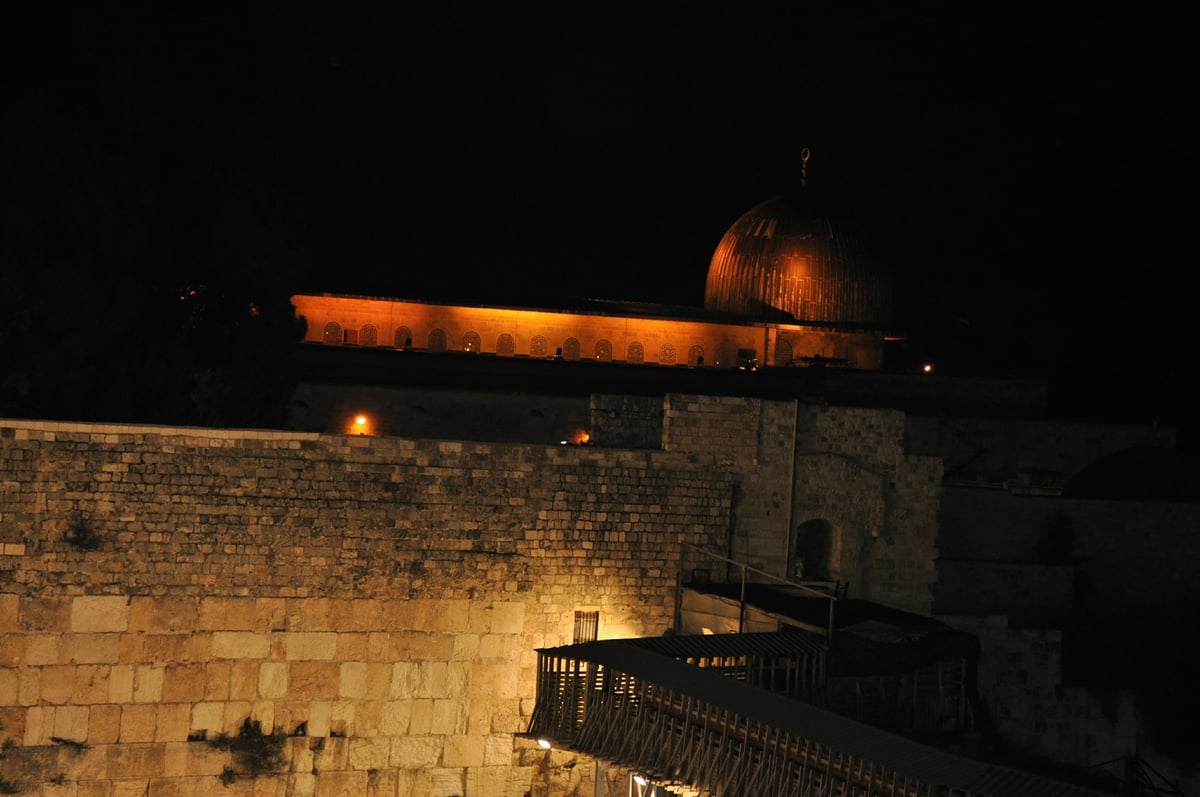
[704,196,891,324]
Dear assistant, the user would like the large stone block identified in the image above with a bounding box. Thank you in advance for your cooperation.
[258,661,289,699]
[60,633,121,665]
[0,667,18,705]
[0,633,26,666]
[72,664,111,704]
[120,704,158,743]
[466,765,533,797]
[133,666,164,703]
[53,703,90,741]
[483,734,516,767]
[40,664,76,704]
[211,632,271,659]
[90,703,122,744]
[71,596,130,633]
[189,702,223,736]
[348,736,390,770]
[0,593,18,632]
[391,735,441,769]
[162,663,206,703]
[284,632,337,661]
[442,734,485,768]
[430,699,467,736]
[407,699,433,735]
[24,634,59,665]
[289,661,339,700]
[379,700,412,736]
[129,596,199,633]
[339,661,367,699]
[229,660,260,700]
[156,704,191,742]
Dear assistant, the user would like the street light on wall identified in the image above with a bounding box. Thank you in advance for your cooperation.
[345,413,375,435]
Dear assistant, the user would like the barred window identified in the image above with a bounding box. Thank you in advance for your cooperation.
[573,610,599,643]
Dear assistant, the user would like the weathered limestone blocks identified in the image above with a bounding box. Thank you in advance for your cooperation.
[1,418,737,794]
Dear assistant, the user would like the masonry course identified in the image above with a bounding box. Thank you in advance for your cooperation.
[1,417,735,796]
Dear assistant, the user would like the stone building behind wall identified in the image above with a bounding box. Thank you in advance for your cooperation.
[3,383,1196,795]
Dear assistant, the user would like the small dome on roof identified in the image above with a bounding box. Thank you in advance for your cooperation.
[704,195,891,325]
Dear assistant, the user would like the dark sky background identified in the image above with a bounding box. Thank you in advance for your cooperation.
[3,5,1194,440]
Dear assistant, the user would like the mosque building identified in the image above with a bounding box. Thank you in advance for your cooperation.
[291,192,894,377]
[285,187,1197,793]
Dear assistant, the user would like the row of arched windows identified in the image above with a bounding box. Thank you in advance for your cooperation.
[321,322,709,365]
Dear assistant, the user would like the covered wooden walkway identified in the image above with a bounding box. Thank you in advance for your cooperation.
[526,634,1109,797]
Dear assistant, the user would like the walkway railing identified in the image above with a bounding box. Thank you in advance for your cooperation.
[677,542,839,638]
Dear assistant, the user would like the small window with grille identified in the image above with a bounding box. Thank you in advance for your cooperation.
[573,610,599,644]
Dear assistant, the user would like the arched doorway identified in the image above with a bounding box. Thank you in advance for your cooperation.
[791,518,840,581]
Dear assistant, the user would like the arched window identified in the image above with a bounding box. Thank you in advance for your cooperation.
[462,331,481,353]
[531,335,549,357]
[497,334,515,356]
[394,326,413,349]
[359,324,378,347]
[687,345,704,366]
[626,341,644,364]
[595,339,613,361]
[774,339,793,366]
[658,343,676,365]
[562,337,581,360]
[429,328,447,352]
[322,322,341,345]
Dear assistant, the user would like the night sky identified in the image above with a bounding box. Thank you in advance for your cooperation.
[4,5,1194,440]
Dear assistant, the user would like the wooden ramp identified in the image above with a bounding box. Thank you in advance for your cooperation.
[526,635,1110,797]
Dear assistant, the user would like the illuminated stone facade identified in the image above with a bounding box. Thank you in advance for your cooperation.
[290,293,887,372]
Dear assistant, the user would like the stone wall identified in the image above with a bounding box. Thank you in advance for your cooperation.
[588,395,662,450]
[790,406,941,612]
[662,395,794,577]
[0,420,734,796]
[289,383,591,446]
[938,487,1200,610]
[656,397,942,613]
[944,615,1141,770]
[905,415,1171,484]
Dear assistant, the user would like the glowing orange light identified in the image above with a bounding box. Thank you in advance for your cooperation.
[347,414,373,435]
[922,363,934,374]
[571,429,590,445]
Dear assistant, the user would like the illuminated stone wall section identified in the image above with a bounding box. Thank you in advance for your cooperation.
[0,420,733,797]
